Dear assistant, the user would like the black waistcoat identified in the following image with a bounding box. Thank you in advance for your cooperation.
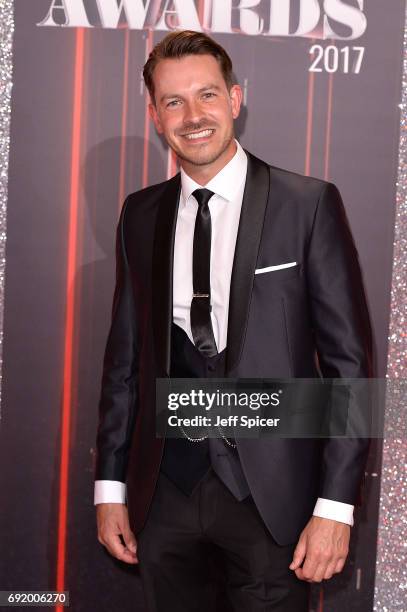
[159,322,226,495]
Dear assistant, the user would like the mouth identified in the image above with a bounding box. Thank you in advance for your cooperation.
[181,128,215,141]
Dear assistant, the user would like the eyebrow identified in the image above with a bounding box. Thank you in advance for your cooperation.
[159,84,222,104]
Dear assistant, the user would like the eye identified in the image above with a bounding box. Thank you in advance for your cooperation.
[202,92,216,99]
[166,99,181,108]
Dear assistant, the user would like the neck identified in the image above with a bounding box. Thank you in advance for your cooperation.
[180,139,237,186]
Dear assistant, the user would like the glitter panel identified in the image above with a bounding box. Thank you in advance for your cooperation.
[0,0,14,421]
[374,4,407,611]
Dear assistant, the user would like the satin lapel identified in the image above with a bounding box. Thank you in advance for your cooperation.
[225,151,270,374]
[152,173,181,376]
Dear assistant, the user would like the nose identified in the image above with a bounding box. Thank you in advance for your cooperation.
[182,99,204,126]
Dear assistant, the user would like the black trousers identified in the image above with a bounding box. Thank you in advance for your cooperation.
[137,469,309,612]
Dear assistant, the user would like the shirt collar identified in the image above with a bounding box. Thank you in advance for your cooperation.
[180,139,247,207]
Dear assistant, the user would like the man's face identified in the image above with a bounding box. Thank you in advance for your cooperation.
[148,54,242,172]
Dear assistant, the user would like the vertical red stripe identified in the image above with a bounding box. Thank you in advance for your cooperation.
[119,29,130,212]
[200,0,213,29]
[142,30,153,188]
[198,0,206,27]
[55,28,85,612]
[324,71,334,181]
[318,585,324,611]
[304,43,316,176]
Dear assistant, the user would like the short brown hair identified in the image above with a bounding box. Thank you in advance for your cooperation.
[143,30,233,105]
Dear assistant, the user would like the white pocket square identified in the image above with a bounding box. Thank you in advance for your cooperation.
[255,262,298,275]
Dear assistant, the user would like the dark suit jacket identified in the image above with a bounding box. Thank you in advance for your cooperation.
[96,150,373,545]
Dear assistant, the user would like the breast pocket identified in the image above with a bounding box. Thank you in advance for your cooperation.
[254,262,301,284]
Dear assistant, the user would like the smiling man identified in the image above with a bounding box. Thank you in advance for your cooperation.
[95,30,373,612]
[148,52,239,182]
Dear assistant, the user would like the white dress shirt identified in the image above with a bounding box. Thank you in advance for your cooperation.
[95,139,354,526]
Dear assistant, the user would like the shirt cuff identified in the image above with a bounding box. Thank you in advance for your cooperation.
[313,497,354,526]
[94,480,126,505]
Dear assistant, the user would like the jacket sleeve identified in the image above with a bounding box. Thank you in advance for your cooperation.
[306,182,374,504]
[95,197,139,482]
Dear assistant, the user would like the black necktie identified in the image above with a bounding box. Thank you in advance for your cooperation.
[190,188,218,357]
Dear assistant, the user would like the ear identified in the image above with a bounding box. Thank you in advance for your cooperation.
[229,84,243,120]
[148,102,163,134]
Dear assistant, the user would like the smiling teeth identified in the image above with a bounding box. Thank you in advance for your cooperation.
[185,129,213,139]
